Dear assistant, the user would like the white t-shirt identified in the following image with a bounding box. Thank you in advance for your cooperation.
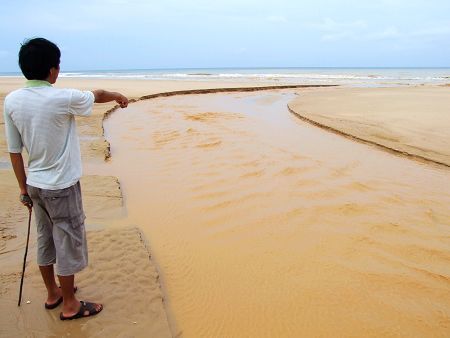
[3,80,95,190]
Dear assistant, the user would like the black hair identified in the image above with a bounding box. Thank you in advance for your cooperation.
[18,38,61,80]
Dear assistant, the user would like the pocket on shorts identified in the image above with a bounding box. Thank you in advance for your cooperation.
[43,189,71,221]
[71,213,86,229]
[43,184,85,229]
[54,218,84,248]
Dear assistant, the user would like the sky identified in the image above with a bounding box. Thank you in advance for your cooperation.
[0,0,449,71]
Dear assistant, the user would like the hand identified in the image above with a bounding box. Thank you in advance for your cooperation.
[20,194,33,210]
[115,94,129,108]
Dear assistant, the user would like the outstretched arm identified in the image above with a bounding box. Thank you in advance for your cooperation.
[92,90,129,108]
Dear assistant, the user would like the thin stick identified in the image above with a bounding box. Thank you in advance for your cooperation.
[18,208,32,306]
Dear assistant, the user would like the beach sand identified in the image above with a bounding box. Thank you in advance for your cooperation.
[0,77,284,164]
[288,86,450,167]
[0,77,291,337]
[1,78,450,337]
[0,168,170,337]
[103,89,450,337]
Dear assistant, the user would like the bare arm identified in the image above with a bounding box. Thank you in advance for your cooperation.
[10,152,32,208]
[92,90,129,108]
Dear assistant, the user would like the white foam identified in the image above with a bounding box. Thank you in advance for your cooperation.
[49,68,450,85]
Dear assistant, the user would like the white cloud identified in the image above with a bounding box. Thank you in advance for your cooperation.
[308,18,367,41]
[234,47,248,54]
[267,15,288,23]
[411,25,450,38]
[366,24,450,41]
[367,26,402,40]
[311,18,367,32]
[309,17,450,43]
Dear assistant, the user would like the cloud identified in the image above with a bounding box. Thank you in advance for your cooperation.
[309,17,450,43]
[267,15,288,23]
[311,18,367,31]
[233,47,248,55]
[366,24,450,41]
[366,27,402,40]
[411,25,450,38]
[307,18,367,41]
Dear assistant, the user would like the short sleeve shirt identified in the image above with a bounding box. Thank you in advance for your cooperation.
[3,80,95,189]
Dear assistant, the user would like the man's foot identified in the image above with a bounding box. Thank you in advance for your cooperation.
[60,301,103,320]
[44,286,78,309]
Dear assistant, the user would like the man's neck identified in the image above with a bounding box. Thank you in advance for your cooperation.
[25,80,52,87]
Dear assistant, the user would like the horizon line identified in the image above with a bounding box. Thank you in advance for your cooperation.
[1,66,450,74]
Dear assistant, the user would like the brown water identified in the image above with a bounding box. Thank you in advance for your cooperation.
[95,90,450,337]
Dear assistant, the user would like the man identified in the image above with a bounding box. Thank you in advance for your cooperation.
[3,38,129,320]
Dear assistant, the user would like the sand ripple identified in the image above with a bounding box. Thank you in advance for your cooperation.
[104,90,450,337]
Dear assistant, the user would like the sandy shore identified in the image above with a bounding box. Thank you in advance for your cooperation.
[0,169,171,337]
[288,86,450,167]
[2,77,450,337]
[1,77,292,164]
[103,89,450,337]
[0,77,296,337]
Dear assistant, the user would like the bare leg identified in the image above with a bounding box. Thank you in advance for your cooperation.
[58,274,80,315]
[58,274,102,317]
[39,265,61,305]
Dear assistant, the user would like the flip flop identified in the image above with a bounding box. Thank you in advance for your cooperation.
[44,286,78,309]
[60,301,103,320]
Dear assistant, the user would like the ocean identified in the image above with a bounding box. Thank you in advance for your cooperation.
[1,67,449,86]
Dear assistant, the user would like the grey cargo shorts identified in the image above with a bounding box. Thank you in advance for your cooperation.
[27,181,88,276]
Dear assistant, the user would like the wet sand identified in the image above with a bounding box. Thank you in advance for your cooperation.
[0,77,284,164]
[102,90,450,337]
[0,169,171,337]
[288,86,450,167]
[2,78,450,337]
[0,77,295,337]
